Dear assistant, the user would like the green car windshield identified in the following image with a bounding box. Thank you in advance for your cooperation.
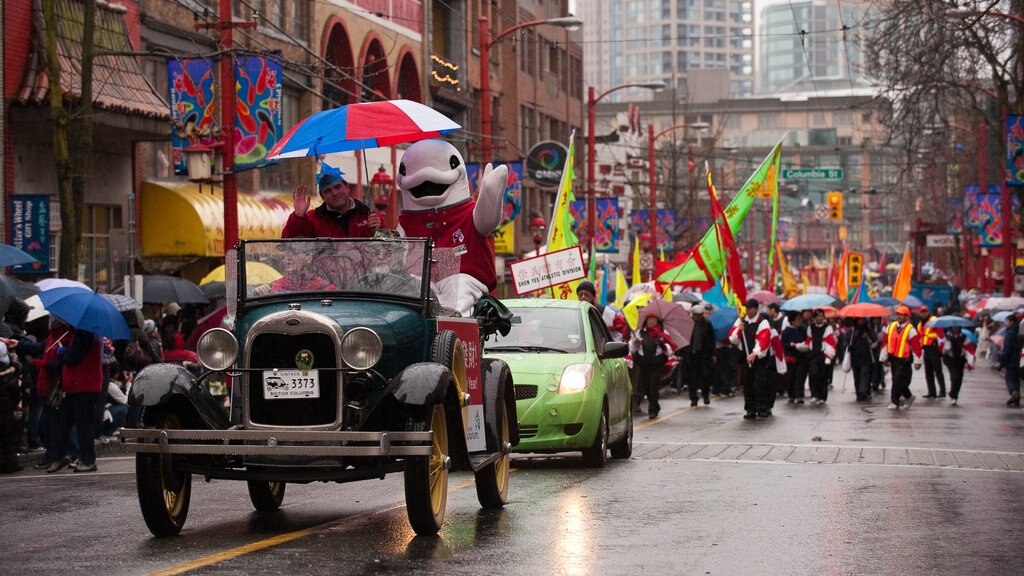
[487,307,585,354]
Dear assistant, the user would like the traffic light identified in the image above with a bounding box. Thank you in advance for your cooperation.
[847,252,863,287]
[826,191,844,221]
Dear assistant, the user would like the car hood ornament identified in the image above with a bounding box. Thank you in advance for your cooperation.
[295,349,315,374]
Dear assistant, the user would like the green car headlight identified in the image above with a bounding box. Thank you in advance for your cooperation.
[558,363,593,394]
[342,327,383,370]
[196,328,238,371]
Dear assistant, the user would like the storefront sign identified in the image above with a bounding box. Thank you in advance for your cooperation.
[525,141,568,187]
[9,195,49,274]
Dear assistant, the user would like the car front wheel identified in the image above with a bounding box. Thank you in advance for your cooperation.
[247,481,286,512]
[404,403,450,535]
[136,412,192,537]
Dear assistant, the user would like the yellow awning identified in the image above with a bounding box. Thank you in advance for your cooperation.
[141,181,303,258]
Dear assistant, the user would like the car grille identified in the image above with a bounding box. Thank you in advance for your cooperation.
[514,384,538,400]
[518,424,538,439]
[247,332,340,427]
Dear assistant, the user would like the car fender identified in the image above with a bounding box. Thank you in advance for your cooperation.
[481,358,520,448]
[128,363,229,430]
[386,362,453,406]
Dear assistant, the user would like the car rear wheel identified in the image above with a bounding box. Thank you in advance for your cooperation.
[581,406,609,468]
[610,407,633,459]
[136,412,192,537]
[247,481,286,512]
[474,399,510,508]
[404,403,449,535]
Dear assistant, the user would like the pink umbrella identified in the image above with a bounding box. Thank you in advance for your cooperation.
[748,290,780,305]
[639,299,694,350]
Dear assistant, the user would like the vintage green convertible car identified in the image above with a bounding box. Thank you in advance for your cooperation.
[120,238,517,537]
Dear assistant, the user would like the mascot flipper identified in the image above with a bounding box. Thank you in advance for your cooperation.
[397,139,508,317]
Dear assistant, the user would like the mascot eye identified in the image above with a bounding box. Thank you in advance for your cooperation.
[398,163,406,176]
[449,155,461,170]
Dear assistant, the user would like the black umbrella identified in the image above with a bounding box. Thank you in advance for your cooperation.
[0,275,40,298]
[201,281,226,301]
[141,275,209,304]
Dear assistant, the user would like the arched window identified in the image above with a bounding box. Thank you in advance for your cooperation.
[395,51,422,102]
[360,39,391,101]
[323,24,356,109]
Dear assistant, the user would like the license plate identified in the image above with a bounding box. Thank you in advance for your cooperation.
[262,369,320,399]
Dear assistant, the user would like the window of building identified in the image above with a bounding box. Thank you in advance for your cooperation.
[259,87,301,191]
[813,113,826,126]
[81,204,121,290]
[520,105,535,151]
[290,1,308,39]
[833,111,853,125]
[757,114,778,129]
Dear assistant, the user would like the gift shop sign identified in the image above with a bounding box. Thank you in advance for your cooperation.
[509,246,586,295]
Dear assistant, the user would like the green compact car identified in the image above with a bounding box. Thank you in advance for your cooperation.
[485,299,632,467]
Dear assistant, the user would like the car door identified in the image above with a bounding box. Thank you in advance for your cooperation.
[587,308,628,434]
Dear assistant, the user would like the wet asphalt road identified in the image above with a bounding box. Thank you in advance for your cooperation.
[2,365,1023,575]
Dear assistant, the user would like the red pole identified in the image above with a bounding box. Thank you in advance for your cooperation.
[587,86,596,248]
[478,17,491,164]
[220,0,237,253]
[648,124,657,255]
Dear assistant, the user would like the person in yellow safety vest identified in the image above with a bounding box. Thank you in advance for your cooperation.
[916,305,946,398]
[879,305,923,410]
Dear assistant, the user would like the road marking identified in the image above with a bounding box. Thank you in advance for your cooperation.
[635,404,696,430]
[147,475,483,575]
[682,457,1024,474]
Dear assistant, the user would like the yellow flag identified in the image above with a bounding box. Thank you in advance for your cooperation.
[892,244,913,301]
[777,244,799,298]
[545,131,581,300]
[615,269,628,308]
[631,236,641,287]
[622,292,653,330]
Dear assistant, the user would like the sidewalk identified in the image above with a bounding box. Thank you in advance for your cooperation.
[16,434,123,467]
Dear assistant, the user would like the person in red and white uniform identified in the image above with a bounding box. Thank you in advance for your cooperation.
[729,298,774,419]
[880,305,923,410]
[796,308,836,405]
[940,326,974,406]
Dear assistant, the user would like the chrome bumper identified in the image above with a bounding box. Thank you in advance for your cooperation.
[120,428,434,457]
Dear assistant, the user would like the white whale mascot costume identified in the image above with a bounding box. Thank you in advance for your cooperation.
[397,139,508,317]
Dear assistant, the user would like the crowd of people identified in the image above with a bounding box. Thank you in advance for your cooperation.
[0,298,207,474]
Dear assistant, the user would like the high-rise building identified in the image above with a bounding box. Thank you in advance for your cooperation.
[755,0,876,95]
[580,0,754,102]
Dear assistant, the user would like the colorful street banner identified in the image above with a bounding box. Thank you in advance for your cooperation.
[569,198,619,253]
[467,160,523,228]
[492,221,516,255]
[946,197,963,235]
[976,192,1021,247]
[677,217,713,239]
[1007,114,1024,186]
[167,58,216,175]
[627,209,676,252]
[544,131,581,299]
[9,195,49,274]
[777,217,795,248]
[234,54,283,170]
[656,139,784,284]
[964,185,981,228]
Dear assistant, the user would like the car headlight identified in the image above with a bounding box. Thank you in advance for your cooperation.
[341,327,382,370]
[558,363,593,394]
[197,328,238,371]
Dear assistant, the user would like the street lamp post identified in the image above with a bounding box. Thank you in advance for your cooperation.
[647,122,709,255]
[478,16,582,164]
[586,81,665,249]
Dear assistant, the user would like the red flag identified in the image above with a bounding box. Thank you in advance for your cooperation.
[708,167,747,303]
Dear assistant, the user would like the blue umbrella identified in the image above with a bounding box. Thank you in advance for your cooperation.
[38,287,131,340]
[873,296,899,307]
[709,308,738,341]
[902,294,924,308]
[963,329,978,344]
[925,315,975,329]
[992,310,1013,323]
[0,244,39,267]
[780,293,836,312]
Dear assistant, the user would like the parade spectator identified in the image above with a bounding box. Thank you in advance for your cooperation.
[282,171,382,238]
[730,299,774,419]
[917,305,947,398]
[798,309,836,405]
[685,304,716,406]
[630,315,674,419]
[781,313,808,403]
[940,326,974,406]
[880,305,922,410]
[99,359,129,441]
[0,342,22,473]
[847,318,878,402]
[999,314,1020,407]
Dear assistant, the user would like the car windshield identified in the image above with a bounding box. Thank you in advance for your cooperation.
[486,307,585,354]
[231,238,459,302]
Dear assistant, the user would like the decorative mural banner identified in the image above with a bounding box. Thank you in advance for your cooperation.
[964,185,981,228]
[569,198,619,253]
[167,58,216,175]
[777,217,795,248]
[234,54,283,170]
[1007,114,1024,186]
[946,197,963,235]
[467,161,523,228]
[628,209,676,252]
[976,192,1021,247]
[9,195,49,274]
[677,217,713,239]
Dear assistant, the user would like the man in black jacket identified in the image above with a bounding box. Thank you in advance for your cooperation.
[685,305,717,406]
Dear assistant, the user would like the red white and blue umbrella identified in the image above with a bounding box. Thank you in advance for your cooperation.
[267,99,461,159]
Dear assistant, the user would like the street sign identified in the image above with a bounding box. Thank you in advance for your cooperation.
[926,234,957,248]
[814,205,829,221]
[847,252,863,287]
[781,168,844,180]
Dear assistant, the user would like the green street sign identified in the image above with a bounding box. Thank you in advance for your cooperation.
[781,168,844,180]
